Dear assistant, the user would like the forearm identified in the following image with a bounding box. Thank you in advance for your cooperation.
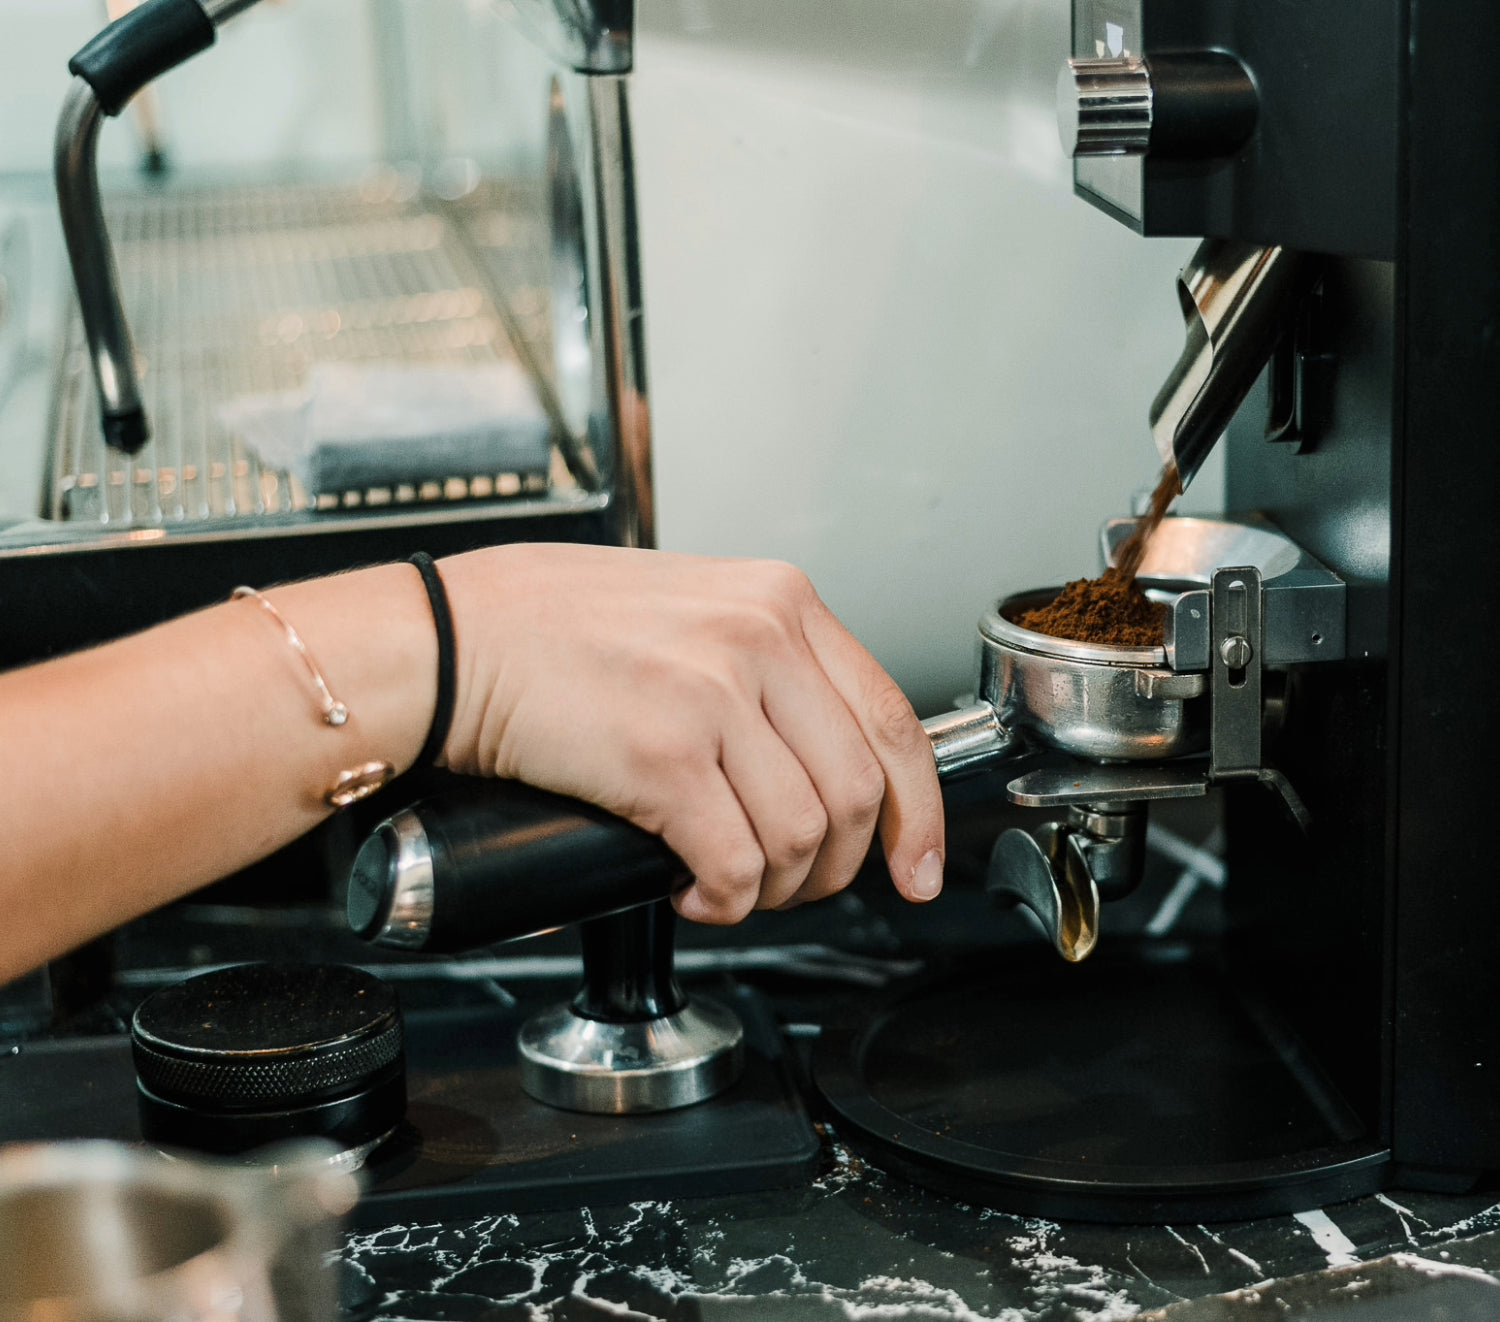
[1,561,436,982]
[0,541,945,982]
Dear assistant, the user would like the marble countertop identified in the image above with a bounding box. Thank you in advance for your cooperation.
[339,1125,1500,1320]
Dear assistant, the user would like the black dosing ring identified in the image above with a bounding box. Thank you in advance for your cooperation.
[131,962,405,1157]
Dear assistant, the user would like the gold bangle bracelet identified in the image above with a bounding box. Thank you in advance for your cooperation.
[231,585,395,807]
[232,585,349,727]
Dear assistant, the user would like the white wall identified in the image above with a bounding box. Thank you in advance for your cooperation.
[0,0,385,176]
[633,0,1221,712]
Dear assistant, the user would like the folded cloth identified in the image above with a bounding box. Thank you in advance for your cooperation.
[217,361,553,497]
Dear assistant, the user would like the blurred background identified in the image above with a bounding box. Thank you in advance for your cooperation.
[0,0,1218,711]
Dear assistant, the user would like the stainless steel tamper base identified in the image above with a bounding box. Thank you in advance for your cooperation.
[518,997,745,1114]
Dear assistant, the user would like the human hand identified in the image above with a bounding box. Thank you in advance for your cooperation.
[436,543,944,923]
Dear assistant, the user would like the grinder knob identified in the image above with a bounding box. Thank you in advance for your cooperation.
[1057,53,1258,159]
[347,780,686,953]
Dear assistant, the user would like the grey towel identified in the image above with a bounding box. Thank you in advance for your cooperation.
[218,361,552,497]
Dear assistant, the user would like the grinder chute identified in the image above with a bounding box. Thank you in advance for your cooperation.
[1150,240,1322,493]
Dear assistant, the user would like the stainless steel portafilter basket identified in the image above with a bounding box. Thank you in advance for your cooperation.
[979,589,1208,763]
[927,586,1209,778]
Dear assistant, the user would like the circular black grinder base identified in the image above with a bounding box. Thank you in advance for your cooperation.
[811,948,1389,1223]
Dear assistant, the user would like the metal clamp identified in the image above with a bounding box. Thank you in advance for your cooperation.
[1210,565,1263,781]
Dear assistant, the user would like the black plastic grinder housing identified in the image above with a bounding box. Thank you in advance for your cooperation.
[131,962,405,1158]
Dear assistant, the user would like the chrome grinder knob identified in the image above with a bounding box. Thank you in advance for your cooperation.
[1056,56,1153,157]
[1057,53,1258,160]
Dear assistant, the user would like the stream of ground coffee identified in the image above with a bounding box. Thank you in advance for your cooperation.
[1016,462,1179,647]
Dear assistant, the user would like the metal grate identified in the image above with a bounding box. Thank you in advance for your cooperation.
[48,176,566,528]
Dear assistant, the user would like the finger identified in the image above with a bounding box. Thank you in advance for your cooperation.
[718,717,829,911]
[757,661,888,908]
[658,769,767,925]
[799,605,945,903]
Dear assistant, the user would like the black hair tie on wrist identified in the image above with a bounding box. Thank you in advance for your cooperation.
[409,552,456,768]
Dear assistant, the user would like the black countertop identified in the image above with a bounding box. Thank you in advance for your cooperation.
[337,1130,1500,1320]
[7,789,1500,1319]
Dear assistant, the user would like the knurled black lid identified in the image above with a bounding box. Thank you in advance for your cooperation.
[131,962,403,1112]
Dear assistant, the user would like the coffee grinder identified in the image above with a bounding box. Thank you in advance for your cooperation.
[338,0,1500,1221]
[809,0,1500,1221]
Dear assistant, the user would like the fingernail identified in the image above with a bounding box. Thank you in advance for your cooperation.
[910,850,943,901]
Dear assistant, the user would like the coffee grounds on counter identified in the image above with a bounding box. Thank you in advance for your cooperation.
[1015,463,1179,648]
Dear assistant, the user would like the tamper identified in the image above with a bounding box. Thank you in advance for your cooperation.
[346,780,743,1114]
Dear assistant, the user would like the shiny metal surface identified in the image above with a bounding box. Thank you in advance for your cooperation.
[54,79,145,449]
[518,997,744,1114]
[586,75,654,548]
[0,1140,355,1322]
[37,179,583,535]
[1210,566,1264,782]
[1006,762,1209,808]
[977,590,1209,762]
[922,702,1023,780]
[547,78,599,470]
[1056,56,1152,157]
[348,810,434,951]
[199,0,264,23]
[1101,515,1347,667]
[503,0,633,74]
[1064,801,1146,902]
[1150,241,1319,491]
[987,825,1099,963]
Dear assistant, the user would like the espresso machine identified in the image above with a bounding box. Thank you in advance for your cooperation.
[0,0,827,1221]
[0,0,650,673]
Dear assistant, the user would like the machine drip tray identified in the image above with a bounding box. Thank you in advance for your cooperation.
[0,983,820,1227]
[812,949,1389,1223]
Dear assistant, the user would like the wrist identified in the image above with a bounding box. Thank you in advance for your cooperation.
[432,542,531,775]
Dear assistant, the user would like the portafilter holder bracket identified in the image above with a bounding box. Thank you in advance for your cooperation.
[926,515,1343,958]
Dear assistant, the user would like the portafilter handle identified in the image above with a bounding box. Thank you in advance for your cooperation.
[922,701,1023,779]
[347,779,688,954]
[349,707,1025,954]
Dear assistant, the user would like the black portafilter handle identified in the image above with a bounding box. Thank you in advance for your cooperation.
[348,708,1021,955]
[346,779,689,955]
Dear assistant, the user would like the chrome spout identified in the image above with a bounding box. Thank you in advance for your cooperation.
[54,79,146,454]
[1149,240,1321,492]
[55,0,263,453]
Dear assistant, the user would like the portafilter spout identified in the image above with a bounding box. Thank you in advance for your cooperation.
[55,0,264,454]
[1150,240,1321,492]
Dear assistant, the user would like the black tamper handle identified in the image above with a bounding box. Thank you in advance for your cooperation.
[347,780,688,954]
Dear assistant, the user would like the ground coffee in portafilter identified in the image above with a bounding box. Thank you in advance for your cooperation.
[1016,462,1179,647]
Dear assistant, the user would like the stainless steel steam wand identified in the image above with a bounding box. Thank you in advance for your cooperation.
[56,0,262,455]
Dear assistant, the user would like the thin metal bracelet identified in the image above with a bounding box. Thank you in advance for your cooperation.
[231,585,396,807]
[231,585,349,727]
